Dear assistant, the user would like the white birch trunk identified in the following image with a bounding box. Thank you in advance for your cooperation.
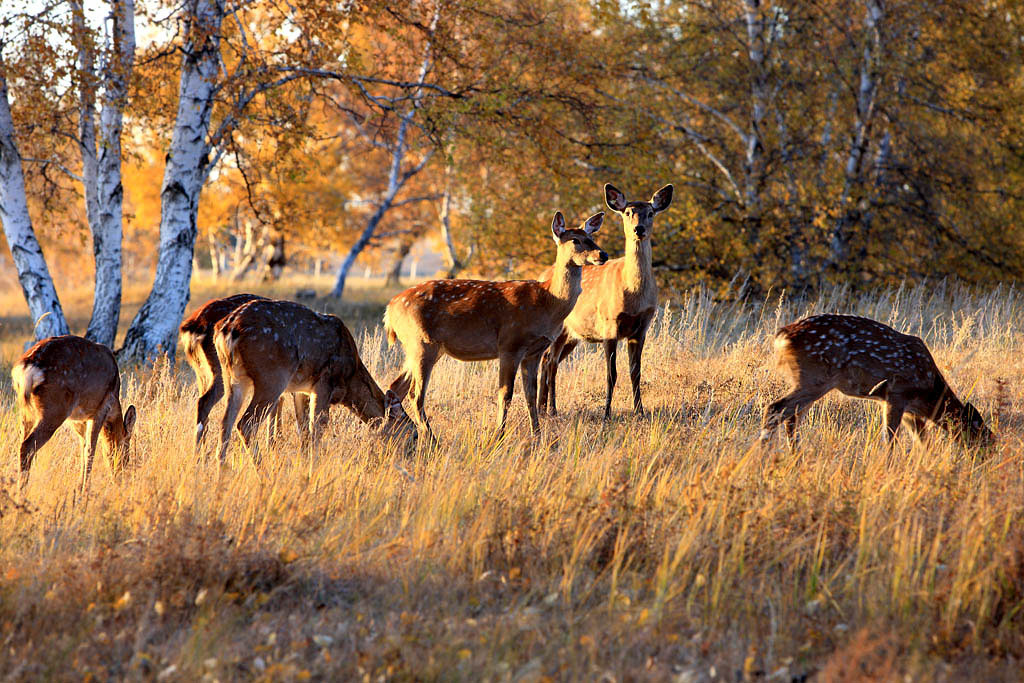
[330,12,439,299]
[829,0,883,272]
[74,0,135,347]
[743,0,767,240]
[120,0,223,361]
[0,74,70,340]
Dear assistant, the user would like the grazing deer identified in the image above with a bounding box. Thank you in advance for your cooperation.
[12,335,137,494]
[384,211,608,439]
[760,314,993,446]
[180,293,273,448]
[539,183,673,418]
[213,299,415,462]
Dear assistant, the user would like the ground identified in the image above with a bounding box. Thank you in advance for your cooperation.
[0,275,1022,681]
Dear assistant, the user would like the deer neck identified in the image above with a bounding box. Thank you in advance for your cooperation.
[624,237,653,293]
[546,251,583,308]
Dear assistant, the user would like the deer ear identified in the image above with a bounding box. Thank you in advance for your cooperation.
[651,184,673,213]
[550,211,566,242]
[583,212,604,235]
[123,405,137,434]
[605,183,627,212]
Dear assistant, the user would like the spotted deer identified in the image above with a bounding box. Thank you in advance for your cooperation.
[760,314,993,446]
[384,211,608,440]
[213,299,415,463]
[180,293,272,448]
[12,335,137,494]
[539,183,673,418]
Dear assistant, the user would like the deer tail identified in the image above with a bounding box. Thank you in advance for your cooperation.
[383,307,397,347]
[11,363,44,404]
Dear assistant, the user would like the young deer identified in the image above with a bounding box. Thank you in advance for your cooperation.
[180,293,271,448]
[760,314,993,446]
[539,183,673,418]
[12,335,137,494]
[213,299,415,463]
[384,211,607,439]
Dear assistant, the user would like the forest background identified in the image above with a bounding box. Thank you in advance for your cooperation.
[1,0,1022,361]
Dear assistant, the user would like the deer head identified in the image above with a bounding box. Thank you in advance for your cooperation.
[551,211,608,266]
[604,183,673,240]
[107,404,137,471]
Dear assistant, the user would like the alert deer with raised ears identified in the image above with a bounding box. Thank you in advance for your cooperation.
[213,299,416,463]
[760,314,993,446]
[384,211,608,440]
[539,183,673,418]
[12,335,137,495]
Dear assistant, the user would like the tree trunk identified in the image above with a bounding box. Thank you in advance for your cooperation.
[829,0,883,275]
[76,0,135,347]
[331,203,389,298]
[0,74,70,340]
[120,0,224,362]
[385,239,413,286]
[742,0,767,244]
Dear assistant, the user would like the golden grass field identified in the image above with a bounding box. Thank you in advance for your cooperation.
[0,275,1022,681]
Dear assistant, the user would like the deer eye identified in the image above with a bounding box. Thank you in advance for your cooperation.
[572,239,580,245]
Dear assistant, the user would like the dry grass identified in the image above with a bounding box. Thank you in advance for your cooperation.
[1,278,1023,681]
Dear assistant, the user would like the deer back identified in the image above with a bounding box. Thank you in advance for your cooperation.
[215,299,392,424]
[13,335,122,421]
[180,293,266,377]
[386,278,569,361]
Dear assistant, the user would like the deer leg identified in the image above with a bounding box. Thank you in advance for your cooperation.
[520,351,544,436]
[81,410,108,498]
[902,414,929,444]
[884,401,906,446]
[218,380,247,464]
[238,385,286,465]
[603,340,618,419]
[538,341,558,415]
[497,351,524,437]
[626,332,647,416]
[20,411,66,480]
[293,393,311,447]
[194,367,223,449]
[760,384,831,445]
[406,345,440,441]
[309,385,332,450]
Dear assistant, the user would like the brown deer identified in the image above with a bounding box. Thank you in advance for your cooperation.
[760,314,993,446]
[539,183,673,418]
[213,298,415,462]
[384,211,608,439]
[180,293,271,448]
[12,335,137,494]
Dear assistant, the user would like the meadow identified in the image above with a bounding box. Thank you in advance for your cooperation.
[0,276,1022,681]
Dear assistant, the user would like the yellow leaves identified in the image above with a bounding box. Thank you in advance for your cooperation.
[457,648,472,660]
[113,591,132,610]
[279,548,300,564]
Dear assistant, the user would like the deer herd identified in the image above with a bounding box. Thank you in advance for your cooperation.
[9,183,994,495]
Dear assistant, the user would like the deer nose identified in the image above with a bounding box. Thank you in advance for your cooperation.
[634,227,646,238]
[598,251,608,263]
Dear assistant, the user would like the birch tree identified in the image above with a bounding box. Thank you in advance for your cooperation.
[0,71,70,340]
[118,0,226,361]
[72,0,135,347]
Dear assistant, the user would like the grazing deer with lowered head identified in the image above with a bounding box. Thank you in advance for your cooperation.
[384,211,607,440]
[213,299,415,463]
[180,293,278,448]
[12,335,137,494]
[539,183,673,418]
[760,314,993,446]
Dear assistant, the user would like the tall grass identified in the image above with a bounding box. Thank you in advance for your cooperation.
[1,280,1022,680]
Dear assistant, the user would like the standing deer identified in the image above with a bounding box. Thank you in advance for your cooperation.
[214,299,415,463]
[384,211,608,440]
[12,335,137,494]
[539,183,673,418]
[760,314,993,446]
[180,293,270,448]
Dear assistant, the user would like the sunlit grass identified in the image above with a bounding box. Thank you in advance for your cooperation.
[1,278,1022,679]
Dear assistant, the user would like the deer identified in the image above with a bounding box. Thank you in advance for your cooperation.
[180,293,275,448]
[213,298,416,463]
[538,183,673,419]
[12,335,137,495]
[759,314,993,447]
[384,210,608,440]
